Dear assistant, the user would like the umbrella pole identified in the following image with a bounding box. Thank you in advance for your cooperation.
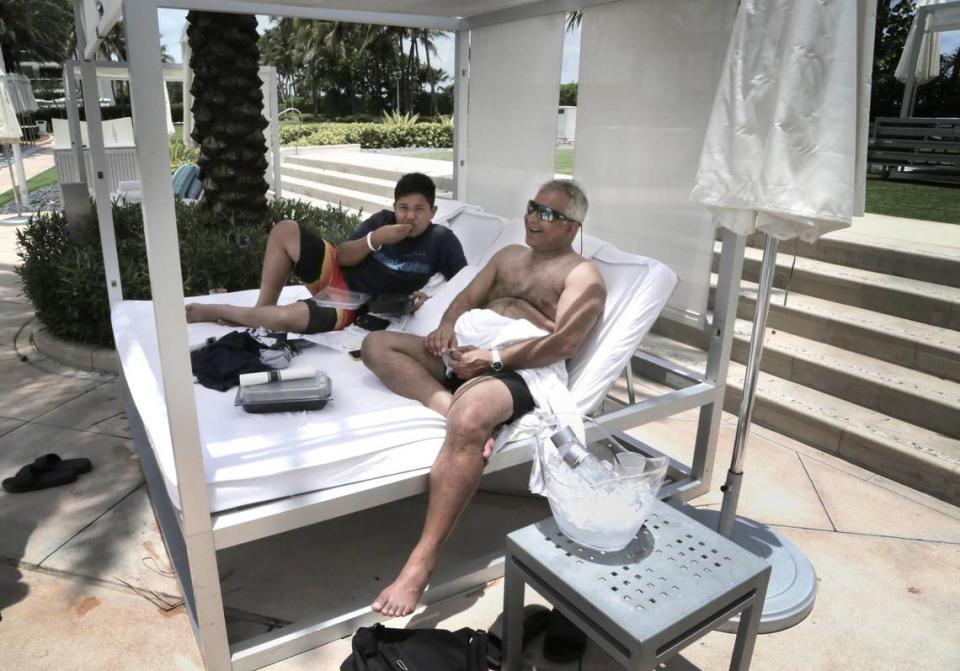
[718,233,779,537]
[2,144,21,216]
[683,230,816,633]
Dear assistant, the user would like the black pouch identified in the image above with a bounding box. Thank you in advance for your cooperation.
[367,293,413,316]
[340,623,490,671]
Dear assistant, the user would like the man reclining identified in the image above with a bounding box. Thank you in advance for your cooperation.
[362,179,606,616]
[185,173,467,333]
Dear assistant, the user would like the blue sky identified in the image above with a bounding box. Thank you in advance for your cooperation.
[157,9,583,83]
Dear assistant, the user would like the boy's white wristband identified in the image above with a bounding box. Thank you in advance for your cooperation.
[366,232,382,252]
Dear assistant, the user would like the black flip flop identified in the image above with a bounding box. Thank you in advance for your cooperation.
[486,604,553,669]
[2,463,78,493]
[33,453,93,475]
[542,609,587,664]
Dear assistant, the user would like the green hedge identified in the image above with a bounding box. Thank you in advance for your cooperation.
[279,122,453,149]
[15,198,360,348]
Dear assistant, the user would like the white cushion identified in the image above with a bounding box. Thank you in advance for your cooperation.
[446,211,505,266]
[400,266,480,337]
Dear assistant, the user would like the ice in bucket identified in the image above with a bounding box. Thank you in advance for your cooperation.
[539,415,667,552]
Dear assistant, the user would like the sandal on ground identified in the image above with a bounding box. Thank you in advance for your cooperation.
[2,463,78,493]
[486,604,552,669]
[32,453,93,476]
[542,609,587,664]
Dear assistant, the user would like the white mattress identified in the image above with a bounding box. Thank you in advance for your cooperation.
[113,225,677,514]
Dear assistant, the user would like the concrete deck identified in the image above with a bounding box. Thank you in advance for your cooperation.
[1,217,960,670]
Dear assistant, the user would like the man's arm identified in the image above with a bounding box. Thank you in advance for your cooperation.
[424,250,502,356]
[449,261,606,375]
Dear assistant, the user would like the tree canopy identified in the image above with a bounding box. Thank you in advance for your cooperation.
[0,0,73,69]
[258,18,451,118]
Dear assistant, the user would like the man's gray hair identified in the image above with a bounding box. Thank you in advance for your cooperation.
[539,179,588,223]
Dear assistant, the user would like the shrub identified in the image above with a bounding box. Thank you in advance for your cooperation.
[15,198,360,348]
[279,122,453,149]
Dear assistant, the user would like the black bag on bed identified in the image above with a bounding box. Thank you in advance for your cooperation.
[340,623,490,671]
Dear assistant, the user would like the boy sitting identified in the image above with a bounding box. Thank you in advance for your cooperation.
[186,173,467,333]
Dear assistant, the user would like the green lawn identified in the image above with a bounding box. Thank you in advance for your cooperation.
[400,147,575,176]
[0,166,60,207]
[864,176,960,225]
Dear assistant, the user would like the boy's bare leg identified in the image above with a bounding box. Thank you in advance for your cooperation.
[186,301,310,332]
[256,219,301,307]
[371,378,514,617]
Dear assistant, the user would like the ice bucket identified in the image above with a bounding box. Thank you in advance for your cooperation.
[538,417,667,552]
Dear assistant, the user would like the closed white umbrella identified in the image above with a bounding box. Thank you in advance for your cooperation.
[690,0,865,633]
[895,0,947,86]
[0,69,24,214]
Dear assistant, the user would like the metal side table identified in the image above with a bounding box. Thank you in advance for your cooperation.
[503,501,771,670]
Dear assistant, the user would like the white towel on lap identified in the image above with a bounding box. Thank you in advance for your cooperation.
[453,309,584,493]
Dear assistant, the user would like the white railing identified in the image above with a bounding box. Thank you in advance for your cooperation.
[54,146,139,196]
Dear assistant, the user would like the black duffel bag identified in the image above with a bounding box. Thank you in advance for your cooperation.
[341,623,490,671]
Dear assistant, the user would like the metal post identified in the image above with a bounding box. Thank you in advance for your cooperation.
[63,65,88,186]
[2,145,22,215]
[900,5,929,119]
[10,142,27,205]
[452,30,470,200]
[73,0,124,306]
[689,228,746,499]
[718,233,778,538]
[123,3,231,669]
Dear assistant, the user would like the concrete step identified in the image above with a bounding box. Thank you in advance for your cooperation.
[708,274,960,383]
[283,153,454,191]
[635,334,960,505]
[275,189,363,216]
[738,227,960,288]
[716,242,960,330]
[655,315,960,440]
[280,174,393,217]
[281,162,397,200]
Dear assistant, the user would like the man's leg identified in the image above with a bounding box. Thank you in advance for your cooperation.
[372,378,514,617]
[362,331,452,416]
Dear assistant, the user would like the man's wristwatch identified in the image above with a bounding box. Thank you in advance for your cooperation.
[490,349,504,373]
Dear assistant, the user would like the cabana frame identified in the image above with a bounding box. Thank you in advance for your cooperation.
[78,1,748,668]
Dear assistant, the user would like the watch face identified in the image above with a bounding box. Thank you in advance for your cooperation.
[491,360,504,372]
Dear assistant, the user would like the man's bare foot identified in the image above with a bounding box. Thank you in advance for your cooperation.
[371,556,433,618]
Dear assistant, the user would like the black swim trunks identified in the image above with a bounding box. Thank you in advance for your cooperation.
[443,369,535,425]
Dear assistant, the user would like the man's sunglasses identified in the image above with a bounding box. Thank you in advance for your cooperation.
[526,200,578,223]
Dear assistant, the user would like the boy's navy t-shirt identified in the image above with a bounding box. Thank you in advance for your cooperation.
[342,209,467,296]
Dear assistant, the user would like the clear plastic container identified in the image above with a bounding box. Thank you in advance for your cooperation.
[538,415,667,552]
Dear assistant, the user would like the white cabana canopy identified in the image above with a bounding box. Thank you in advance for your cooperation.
[72,1,877,668]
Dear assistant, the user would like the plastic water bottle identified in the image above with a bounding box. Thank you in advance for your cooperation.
[550,425,615,486]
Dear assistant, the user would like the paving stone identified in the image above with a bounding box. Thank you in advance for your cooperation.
[217,492,548,630]
[676,526,960,671]
[802,457,960,543]
[0,302,33,347]
[626,420,832,530]
[0,564,202,671]
[867,472,960,523]
[0,422,143,565]
[42,484,181,598]
[0,348,105,421]
[0,415,25,437]
[33,380,126,434]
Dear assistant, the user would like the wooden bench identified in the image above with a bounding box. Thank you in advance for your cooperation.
[868,117,960,177]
